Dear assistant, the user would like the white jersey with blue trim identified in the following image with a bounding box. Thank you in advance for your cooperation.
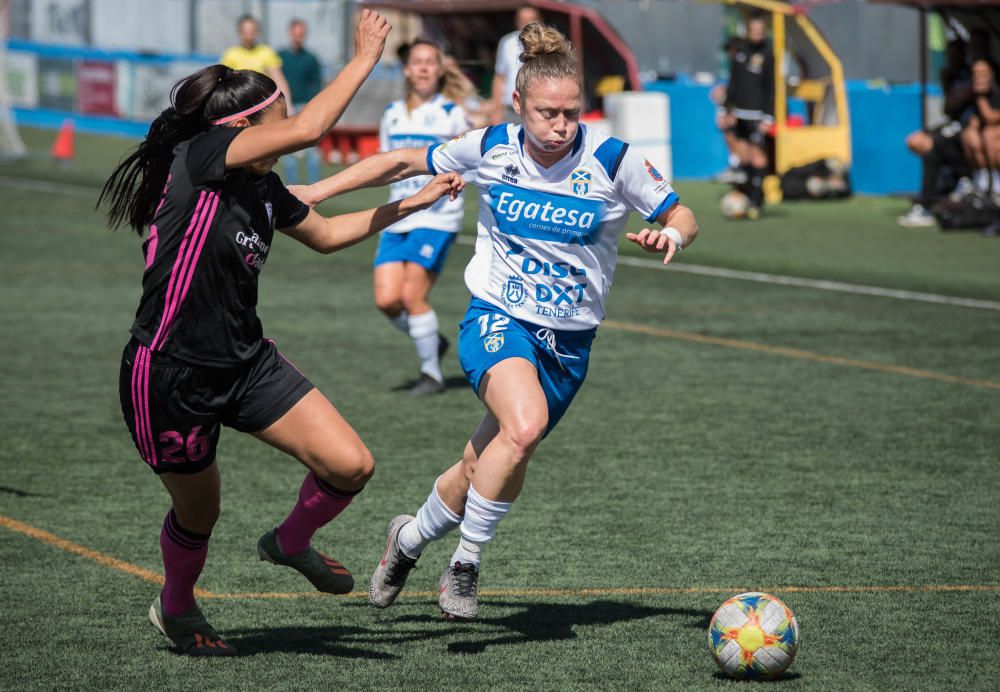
[381,95,470,233]
[428,123,679,330]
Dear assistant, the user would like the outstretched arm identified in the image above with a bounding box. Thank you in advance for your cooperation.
[290,146,431,205]
[224,10,390,169]
[280,172,463,254]
[625,203,698,266]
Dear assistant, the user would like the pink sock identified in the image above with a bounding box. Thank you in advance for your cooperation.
[275,473,360,555]
[159,509,209,616]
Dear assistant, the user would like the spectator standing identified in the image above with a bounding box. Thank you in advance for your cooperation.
[221,15,293,107]
[279,18,324,184]
[490,5,541,124]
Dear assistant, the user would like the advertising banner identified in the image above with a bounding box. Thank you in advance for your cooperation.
[38,56,77,111]
[76,59,116,116]
[5,51,39,108]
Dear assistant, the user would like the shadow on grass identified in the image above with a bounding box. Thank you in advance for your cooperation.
[386,600,712,655]
[0,485,45,497]
[390,375,468,393]
[712,671,803,683]
[223,624,398,659]
[222,600,711,657]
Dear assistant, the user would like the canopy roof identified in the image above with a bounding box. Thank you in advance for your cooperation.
[361,0,641,105]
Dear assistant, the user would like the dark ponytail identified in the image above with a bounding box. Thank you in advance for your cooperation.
[99,65,279,234]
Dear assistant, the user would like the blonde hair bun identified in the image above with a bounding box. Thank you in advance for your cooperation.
[518,22,573,63]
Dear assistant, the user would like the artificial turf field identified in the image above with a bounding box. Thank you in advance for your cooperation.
[1,127,998,690]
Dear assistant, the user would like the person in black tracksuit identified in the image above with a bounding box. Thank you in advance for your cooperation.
[99,11,463,657]
[721,14,773,214]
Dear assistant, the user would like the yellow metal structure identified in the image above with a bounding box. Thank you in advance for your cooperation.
[713,0,852,175]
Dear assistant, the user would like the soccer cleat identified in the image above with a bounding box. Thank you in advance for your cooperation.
[408,374,445,397]
[257,529,354,594]
[438,561,480,621]
[148,596,236,656]
[896,204,936,228]
[745,206,761,221]
[369,514,419,608]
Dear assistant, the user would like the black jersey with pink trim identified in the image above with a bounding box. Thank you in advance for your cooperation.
[129,127,309,366]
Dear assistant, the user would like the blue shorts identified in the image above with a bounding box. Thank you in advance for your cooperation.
[373,228,457,274]
[458,297,596,435]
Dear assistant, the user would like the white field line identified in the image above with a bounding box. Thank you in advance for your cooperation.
[2,176,995,312]
[0,174,97,198]
[455,236,1000,312]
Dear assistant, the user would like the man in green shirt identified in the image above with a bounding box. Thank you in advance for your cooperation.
[279,18,324,183]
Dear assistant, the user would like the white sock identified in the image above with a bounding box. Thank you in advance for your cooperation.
[408,310,442,382]
[388,312,409,333]
[451,537,482,566]
[974,169,989,191]
[450,484,512,568]
[398,478,462,558]
[991,170,1000,192]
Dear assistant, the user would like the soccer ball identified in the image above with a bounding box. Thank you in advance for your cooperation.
[719,190,751,219]
[708,592,799,679]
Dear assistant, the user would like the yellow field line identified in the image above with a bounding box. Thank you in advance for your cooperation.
[602,320,1000,391]
[3,513,998,600]
[0,514,213,597]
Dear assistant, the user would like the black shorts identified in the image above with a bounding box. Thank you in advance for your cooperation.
[732,118,768,147]
[930,121,966,166]
[119,337,314,475]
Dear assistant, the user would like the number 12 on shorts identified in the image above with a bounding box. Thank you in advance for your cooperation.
[477,313,510,337]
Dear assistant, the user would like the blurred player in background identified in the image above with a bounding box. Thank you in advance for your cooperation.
[294,22,698,621]
[960,58,1000,201]
[490,5,542,124]
[898,38,973,227]
[371,39,472,396]
[100,11,461,655]
[720,13,773,217]
[221,14,293,107]
[279,18,324,184]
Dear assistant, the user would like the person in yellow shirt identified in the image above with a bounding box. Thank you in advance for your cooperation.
[221,15,293,107]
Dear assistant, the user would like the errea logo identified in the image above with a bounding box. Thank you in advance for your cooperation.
[502,163,520,184]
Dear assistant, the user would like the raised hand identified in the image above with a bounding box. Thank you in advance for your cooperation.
[355,9,391,66]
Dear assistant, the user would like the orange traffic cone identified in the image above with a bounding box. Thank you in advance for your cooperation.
[51,119,75,162]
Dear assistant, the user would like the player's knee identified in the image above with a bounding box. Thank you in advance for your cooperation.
[375,295,404,317]
[313,443,375,490]
[501,415,547,459]
[173,503,219,535]
[400,289,430,314]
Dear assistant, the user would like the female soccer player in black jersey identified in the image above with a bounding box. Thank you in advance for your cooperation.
[100,10,462,656]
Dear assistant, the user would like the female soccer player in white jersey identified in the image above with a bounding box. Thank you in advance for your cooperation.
[294,22,698,620]
[374,39,471,396]
[99,11,462,654]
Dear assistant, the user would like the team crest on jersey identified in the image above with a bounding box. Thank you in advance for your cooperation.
[502,163,520,184]
[644,160,664,182]
[264,202,274,226]
[571,169,592,196]
[501,275,527,308]
[484,332,505,353]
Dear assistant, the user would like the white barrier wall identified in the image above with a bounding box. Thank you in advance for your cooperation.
[603,91,672,183]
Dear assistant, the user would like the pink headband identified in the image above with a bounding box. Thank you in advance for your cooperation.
[210,88,282,125]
